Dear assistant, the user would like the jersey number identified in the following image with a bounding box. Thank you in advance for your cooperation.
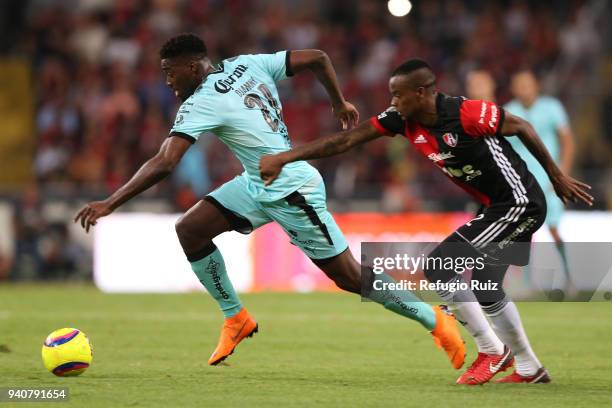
[244,84,283,132]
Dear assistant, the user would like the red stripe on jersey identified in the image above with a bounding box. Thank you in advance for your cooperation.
[370,117,393,136]
[406,124,447,166]
[449,177,492,206]
[460,99,502,137]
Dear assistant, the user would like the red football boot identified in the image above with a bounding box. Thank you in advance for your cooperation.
[456,345,514,385]
[495,367,551,384]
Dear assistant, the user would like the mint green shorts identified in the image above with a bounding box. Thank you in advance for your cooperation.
[206,173,348,261]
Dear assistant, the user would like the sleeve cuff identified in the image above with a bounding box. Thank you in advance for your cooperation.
[370,117,393,136]
[285,50,294,77]
[495,108,506,137]
[169,131,196,144]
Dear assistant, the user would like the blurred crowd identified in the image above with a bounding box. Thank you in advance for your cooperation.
[12,0,609,211]
[0,0,610,279]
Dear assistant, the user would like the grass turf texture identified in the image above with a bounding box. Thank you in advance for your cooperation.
[1,284,611,407]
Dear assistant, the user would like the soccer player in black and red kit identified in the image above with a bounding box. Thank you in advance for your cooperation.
[259,59,593,385]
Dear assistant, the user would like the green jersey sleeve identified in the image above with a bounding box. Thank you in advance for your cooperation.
[169,99,223,143]
[549,98,569,129]
[249,50,293,82]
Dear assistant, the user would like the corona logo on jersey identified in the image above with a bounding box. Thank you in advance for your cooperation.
[214,64,249,93]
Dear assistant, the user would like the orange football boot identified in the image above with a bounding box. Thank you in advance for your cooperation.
[208,308,258,366]
[430,305,466,369]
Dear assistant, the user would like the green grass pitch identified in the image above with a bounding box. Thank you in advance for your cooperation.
[1,284,611,407]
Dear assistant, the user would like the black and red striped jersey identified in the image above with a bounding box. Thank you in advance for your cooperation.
[370,93,543,208]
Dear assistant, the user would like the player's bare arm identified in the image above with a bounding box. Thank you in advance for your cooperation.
[501,112,593,206]
[260,121,381,186]
[289,49,359,129]
[74,136,192,232]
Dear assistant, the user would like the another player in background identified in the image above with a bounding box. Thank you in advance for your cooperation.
[465,70,496,102]
[74,34,465,370]
[505,70,576,294]
[466,70,532,285]
[260,59,593,384]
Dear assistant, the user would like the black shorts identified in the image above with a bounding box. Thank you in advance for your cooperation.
[451,196,546,266]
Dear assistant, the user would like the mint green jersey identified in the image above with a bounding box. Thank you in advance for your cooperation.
[504,96,569,183]
[170,51,317,202]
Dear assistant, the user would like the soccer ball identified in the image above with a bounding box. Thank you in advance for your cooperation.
[41,328,93,376]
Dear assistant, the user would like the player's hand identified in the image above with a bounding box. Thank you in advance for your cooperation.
[74,200,113,233]
[333,101,359,130]
[259,154,284,186]
[551,173,594,207]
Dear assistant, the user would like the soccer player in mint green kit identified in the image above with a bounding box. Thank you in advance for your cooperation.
[505,70,576,293]
[74,33,465,368]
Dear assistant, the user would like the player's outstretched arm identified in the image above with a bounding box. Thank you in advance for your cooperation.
[501,113,593,206]
[74,136,192,232]
[260,121,381,186]
[289,50,359,129]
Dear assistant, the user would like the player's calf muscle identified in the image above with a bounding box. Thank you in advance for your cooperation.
[318,253,361,294]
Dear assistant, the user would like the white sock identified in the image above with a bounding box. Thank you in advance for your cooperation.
[483,299,542,376]
[437,275,504,355]
[452,303,505,355]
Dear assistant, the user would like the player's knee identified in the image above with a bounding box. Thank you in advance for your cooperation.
[174,215,190,240]
[423,261,455,284]
[474,286,506,305]
[346,267,362,293]
[361,267,376,296]
[472,265,507,305]
[334,276,360,294]
[349,272,362,293]
[423,248,441,282]
[330,269,360,294]
[422,264,436,282]
[175,214,202,249]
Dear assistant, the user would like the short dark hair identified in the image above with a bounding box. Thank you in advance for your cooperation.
[159,33,207,59]
[391,59,432,77]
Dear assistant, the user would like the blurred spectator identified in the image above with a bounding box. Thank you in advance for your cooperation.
[12,186,45,279]
[12,0,605,213]
[11,185,90,280]
[0,0,608,280]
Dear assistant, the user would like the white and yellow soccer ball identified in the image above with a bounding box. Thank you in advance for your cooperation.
[41,328,93,376]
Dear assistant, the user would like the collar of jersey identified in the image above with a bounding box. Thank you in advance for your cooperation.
[209,62,224,74]
[199,62,225,88]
